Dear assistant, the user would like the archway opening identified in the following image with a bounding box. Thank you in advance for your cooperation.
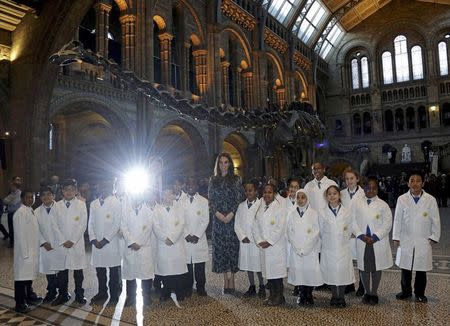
[223,132,248,178]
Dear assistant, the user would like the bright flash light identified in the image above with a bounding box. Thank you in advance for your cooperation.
[124,166,150,195]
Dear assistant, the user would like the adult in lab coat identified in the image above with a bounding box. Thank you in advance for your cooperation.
[287,189,322,306]
[304,162,338,212]
[52,179,88,306]
[153,189,189,301]
[35,186,64,304]
[252,184,287,306]
[234,182,264,298]
[393,172,440,303]
[284,178,300,289]
[13,190,42,313]
[340,168,366,295]
[121,195,155,306]
[89,180,122,304]
[319,185,355,308]
[352,177,393,305]
[183,177,209,297]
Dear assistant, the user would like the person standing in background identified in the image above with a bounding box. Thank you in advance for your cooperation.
[3,176,23,248]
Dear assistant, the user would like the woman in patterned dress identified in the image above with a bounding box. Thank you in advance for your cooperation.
[208,152,244,293]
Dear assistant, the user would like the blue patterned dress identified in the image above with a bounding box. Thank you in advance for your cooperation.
[208,175,244,273]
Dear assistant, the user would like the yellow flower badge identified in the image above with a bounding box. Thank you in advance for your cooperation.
[270,220,275,225]
[106,214,111,219]
[423,212,428,218]
[307,228,312,234]
[142,225,147,230]
[74,216,80,221]
[375,214,380,220]
[175,220,179,226]
[343,226,348,231]
[197,210,201,216]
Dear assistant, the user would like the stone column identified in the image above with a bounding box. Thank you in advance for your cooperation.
[221,60,231,105]
[243,70,254,109]
[235,67,242,108]
[158,32,173,85]
[119,14,136,71]
[192,49,208,96]
[276,87,286,109]
[94,1,112,58]
[183,42,191,92]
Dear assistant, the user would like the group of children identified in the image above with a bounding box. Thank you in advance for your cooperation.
[235,164,441,307]
[12,163,441,312]
[13,177,210,313]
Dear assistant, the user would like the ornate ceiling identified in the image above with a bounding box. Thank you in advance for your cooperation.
[0,0,33,32]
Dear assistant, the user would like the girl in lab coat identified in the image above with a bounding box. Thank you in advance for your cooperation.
[319,185,354,308]
[287,189,322,306]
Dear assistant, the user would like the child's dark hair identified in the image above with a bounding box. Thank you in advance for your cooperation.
[324,185,341,202]
[39,186,54,196]
[264,183,277,193]
[288,177,301,186]
[20,189,34,199]
[62,178,77,189]
[407,170,424,182]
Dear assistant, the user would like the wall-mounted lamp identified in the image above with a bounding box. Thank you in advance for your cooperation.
[429,105,438,118]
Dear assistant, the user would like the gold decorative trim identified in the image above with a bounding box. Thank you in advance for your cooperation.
[264,28,288,54]
[221,0,256,31]
[293,51,312,71]
[0,44,11,61]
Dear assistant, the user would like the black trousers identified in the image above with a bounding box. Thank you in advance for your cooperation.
[96,266,122,298]
[401,269,427,297]
[14,280,36,306]
[126,279,152,299]
[299,285,313,298]
[46,274,58,297]
[0,212,8,238]
[161,273,190,299]
[57,269,84,297]
[7,212,14,246]
[187,262,206,290]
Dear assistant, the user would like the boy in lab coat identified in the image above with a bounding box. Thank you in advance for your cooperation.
[393,171,440,303]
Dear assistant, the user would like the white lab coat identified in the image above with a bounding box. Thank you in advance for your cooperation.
[352,196,393,271]
[252,199,287,280]
[121,204,154,280]
[304,176,338,212]
[319,205,355,286]
[287,205,323,286]
[153,204,188,276]
[13,205,40,281]
[88,196,122,268]
[393,191,441,271]
[234,198,261,272]
[182,193,209,264]
[35,203,64,274]
[53,198,88,270]
[284,196,296,268]
[341,186,365,260]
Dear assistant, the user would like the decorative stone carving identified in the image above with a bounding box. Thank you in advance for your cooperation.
[264,29,288,54]
[221,0,256,31]
[0,45,11,61]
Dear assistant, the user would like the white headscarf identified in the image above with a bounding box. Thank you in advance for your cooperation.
[294,189,309,214]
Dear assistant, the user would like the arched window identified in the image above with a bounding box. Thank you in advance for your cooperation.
[363,112,371,134]
[384,110,394,132]
[153,22,162,83]
[382,51,394,84]
[438,41,448,76]
[353,113,361,135]
[418,106,427,129]
[394,35,410,82]
[395,108,404,131]
[411,45,423,80]
[361,57,369,88]
[351,58,359,89]
[406,107,415,130]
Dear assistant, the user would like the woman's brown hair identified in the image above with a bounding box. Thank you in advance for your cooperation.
[213,152,235,177]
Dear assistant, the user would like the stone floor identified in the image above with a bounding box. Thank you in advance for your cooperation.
[0,208,449,326]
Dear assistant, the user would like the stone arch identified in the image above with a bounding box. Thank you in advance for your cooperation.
[151,119,209,178]
[336,38,374,65]
[153,14,167,31]
[266,50,284,84]
[295,70,309,100]
[177,0,205,44]
[223,132,249,178]
[221,25,252,67]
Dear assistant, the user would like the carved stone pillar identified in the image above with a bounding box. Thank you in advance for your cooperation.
[119,14,136,71]
[192,49,208,96]
[276,87,286,109]
[94,2,112,58]
[243,70,254,109]
[221,60,231,105]
[235,67,242,108]
[183,42,191,92]
[158,32,173,85]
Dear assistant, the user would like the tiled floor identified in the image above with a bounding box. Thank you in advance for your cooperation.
[0,208,449,326]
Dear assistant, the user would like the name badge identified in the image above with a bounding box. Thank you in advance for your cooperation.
[74,216,80,221]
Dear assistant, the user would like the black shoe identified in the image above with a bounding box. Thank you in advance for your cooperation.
[15,303,32,313]
[75,295,87,304]
[296,295,306,306]
[415,295,428,303]
[355,286,365,297]
[185,288,193,298]
[243,285,256,298]
[258,285,266,299]
[108,297,119,306]
[197,288,207,297]
[345,284,355,294]
[362,294,371,304]
[124,296,136,306]
[370,295,379,305]
[396,292,412,300]
[26,295,43,305]
[90,292,108,304]
[305,296,314,306]
[292,286,300,296]
[42,294,57,304]
[337,298,347,308]
[330,297,338,306]
[51,294,71,306]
